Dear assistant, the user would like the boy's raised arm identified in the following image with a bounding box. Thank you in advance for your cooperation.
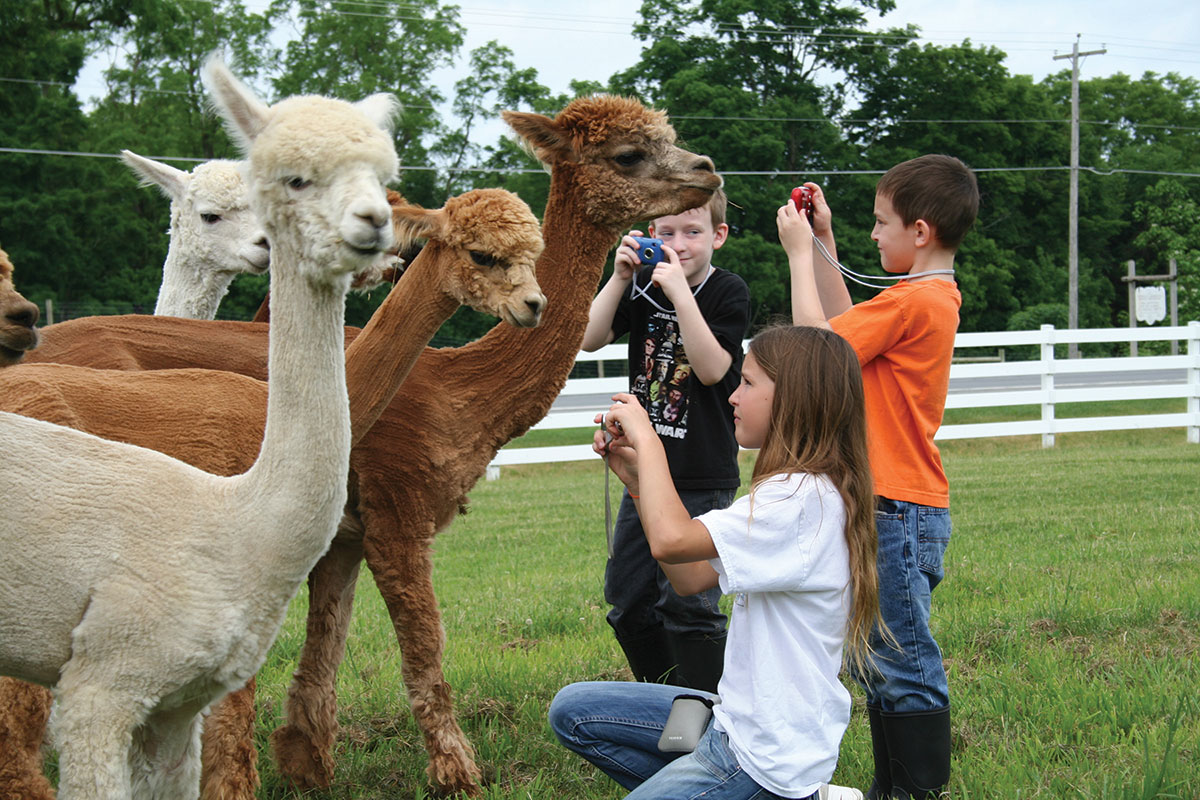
[581,234,640,351]
[806,183,853,318]
[779,200,832,329]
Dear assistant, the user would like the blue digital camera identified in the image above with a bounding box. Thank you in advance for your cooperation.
[632,236,665,266]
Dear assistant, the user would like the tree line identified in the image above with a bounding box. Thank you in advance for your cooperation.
[2,0,1198,347]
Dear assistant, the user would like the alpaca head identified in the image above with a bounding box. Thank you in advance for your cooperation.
[0,248,40,364]
[501,96,721,229]
[121,151,270,279]
[201,55,400,286]
[391,188,547,328]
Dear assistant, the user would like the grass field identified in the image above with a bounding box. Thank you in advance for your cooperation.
[236,420,1200,799]
[38,421,1193,797]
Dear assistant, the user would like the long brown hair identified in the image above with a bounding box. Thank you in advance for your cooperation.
[746,324,885,676]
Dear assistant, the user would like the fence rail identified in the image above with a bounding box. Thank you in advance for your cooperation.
[488,322,1200,474]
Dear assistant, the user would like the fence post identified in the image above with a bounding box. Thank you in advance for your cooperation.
[1188,321,1199,445]
[1041,324,1056,448]
[1126,259,1138,357]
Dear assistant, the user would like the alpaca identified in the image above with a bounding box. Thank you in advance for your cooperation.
[121,151,270,319]
[0,247,40,364]
[12,95,720,796]
[0,55,400,800]
[0,186,545,800]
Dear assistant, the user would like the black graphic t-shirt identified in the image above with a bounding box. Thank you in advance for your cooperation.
[612,266,750,490]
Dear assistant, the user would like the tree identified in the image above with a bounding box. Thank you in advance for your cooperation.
[0,0,145,316]
[1132,178,1200,325]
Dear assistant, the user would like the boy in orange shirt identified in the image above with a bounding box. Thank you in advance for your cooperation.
[778,155,979,800]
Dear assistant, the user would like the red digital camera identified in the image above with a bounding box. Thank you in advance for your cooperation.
[790,186,814,223]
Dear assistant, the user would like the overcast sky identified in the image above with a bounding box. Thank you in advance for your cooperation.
[70,0,1200,149]
[435,0,1200,93]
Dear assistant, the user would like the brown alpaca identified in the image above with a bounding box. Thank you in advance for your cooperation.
[0,247,40,364]
[0,188,545,800]
[11,96,719,796]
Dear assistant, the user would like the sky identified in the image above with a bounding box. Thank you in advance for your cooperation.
[424,0,1200,146]
[432,0,1200,95]
[69,0,1200,148]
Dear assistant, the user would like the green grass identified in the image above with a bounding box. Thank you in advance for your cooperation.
[43,417,1200,798]
[241,419,1200,799]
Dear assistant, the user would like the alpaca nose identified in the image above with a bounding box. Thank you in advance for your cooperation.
[7,301,38,328]
[526,293,546,319]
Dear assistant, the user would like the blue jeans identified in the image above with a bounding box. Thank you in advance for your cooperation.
[605,488,734,639]
[548,681,814,800]
[854,497,952,712]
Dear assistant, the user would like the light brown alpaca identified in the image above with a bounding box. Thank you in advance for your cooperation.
[12,96,719,796]
[0,188,545,800]
[0,247,40,364]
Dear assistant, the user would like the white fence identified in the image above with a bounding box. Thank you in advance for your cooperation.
[488,322,1200,474]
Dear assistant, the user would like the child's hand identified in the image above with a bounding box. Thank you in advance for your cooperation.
[593,394,653,491]
[649,245,689,302]
[613,231,645,281]
[777,198,813,255]
[804,182,833,237]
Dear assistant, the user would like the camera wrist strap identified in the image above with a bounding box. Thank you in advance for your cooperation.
[604,455,615,558]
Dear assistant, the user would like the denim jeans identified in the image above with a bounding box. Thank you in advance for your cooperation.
[549,681,815,800]
[604,489,734,638]
[854,496,952,712]
[605,488,734,639]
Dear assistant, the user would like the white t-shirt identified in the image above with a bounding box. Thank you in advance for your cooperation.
[698,472,852,799]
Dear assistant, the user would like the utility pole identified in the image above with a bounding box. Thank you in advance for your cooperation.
[1054,35,1105,358]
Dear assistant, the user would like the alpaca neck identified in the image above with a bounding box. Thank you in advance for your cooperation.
[241,234,351,574]
[345,242,458,443]
[154,243,234,320]
[458,168,615,435]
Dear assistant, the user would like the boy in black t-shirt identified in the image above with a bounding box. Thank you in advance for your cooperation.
[581,189,750,692]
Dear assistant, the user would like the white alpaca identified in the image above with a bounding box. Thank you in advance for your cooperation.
[121,151,270,319]
[0,55,399,800]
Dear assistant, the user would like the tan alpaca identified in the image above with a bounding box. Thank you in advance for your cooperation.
[121,151,271,319]
[12,95,720,796]
[0,56,401,799]
[0,247,40,364]
[0,187,545,800]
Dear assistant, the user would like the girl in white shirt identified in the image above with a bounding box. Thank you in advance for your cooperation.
[549,324,884,800]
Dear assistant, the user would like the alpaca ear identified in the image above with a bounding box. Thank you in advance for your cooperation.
[355,93,402,135]
[121,150,190,202]
[391,204,446,252]
[502,110,578,166]
[202,53,270,154]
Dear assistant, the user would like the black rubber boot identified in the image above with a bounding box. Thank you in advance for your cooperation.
[665,632,726,693]
[615,630,678,684]
[865,705,891,800]
[880,707,951,799]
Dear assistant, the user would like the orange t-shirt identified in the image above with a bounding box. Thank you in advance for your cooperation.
[830,280,961,508]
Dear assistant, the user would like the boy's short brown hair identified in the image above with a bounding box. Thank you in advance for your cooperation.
[876,155,978,249]
[653,187,727,230]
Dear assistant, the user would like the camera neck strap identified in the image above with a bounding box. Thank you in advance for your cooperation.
[629,265,715,311]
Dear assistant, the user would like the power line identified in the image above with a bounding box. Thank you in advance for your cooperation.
[4,146,1199,179]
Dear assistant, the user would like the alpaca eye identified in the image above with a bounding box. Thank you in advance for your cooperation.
[613,151,644,167]
[469,251,496,267]
[286,177,312,190]
[200,213,222,225]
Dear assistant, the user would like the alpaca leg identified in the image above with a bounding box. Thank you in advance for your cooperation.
[199,680,259,800]
[270,534,364,790]
[364,533,482,797]
[0,678,56,800]
[130,707,203,800]
[52,678,140,800]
